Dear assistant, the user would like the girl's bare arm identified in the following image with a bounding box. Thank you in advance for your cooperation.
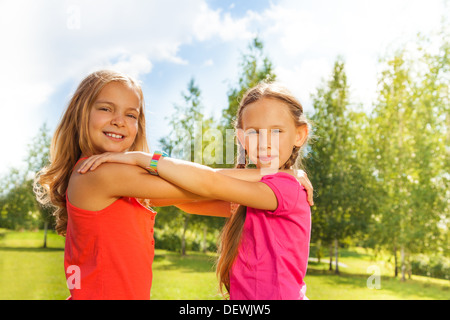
[175,200,232,218]
[79,151,314,206]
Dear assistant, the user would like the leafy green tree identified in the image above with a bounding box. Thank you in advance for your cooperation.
[0,168,37,229]
[220,37,277,133]
[158,38,278,254]
[27,123,52,246]
[370,32,449,279]
[159,78,223,255]
[0,123,51,237]
[308,58,376,274]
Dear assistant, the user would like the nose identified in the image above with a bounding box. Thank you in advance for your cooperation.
[258,129,269,153]
[111,113,125,127]
[260,129,274,147]
[259,129,280,154]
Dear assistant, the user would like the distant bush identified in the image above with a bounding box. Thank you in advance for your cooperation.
[154,227,218,253]
[411,254,449,280]
[154,231,181,252]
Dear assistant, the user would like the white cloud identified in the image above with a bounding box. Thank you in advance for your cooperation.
[262,4,323,56]
[0,1,57,171]
[275,58,332,112]
[202,59,214,67]
[192,3,254,42]
[99,53,154,80]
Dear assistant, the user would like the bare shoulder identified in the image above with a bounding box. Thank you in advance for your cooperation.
[67,161,144,211]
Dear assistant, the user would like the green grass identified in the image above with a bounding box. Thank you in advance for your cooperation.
[0,229,68,299]
[0,229,448,300]
[151,250,222,300]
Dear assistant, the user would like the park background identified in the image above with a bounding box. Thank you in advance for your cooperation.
[0,0,448,299]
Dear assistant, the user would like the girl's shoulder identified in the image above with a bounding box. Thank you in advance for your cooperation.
[259,172,307,215]
[261,171,301,189]
[259,172,303,202]
[67,160,123,211]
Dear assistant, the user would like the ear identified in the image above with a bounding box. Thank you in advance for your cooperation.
[294,125,308,147]
[236,128,246,148]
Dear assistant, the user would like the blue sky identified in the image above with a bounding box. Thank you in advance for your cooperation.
[0,0,447,176]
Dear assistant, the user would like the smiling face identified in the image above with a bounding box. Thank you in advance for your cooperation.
[237,97,307,169]
[87,81,141,155]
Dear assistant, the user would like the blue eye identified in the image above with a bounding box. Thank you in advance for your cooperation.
[127,114,138,119]
[271,129,281,134]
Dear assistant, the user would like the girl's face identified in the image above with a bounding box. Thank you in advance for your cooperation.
[238,97,307,169]
[87,81,141,155]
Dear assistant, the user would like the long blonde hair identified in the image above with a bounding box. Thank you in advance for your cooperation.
[34,70,149,236]
[216,81,310,297]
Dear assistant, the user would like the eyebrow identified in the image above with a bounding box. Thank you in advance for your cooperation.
[245,125,286,130]
[95,100,140,113]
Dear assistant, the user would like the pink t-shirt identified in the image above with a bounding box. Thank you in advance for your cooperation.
[229,172,311,300]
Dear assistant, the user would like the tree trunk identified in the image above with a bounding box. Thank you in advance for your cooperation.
[334,237,340,275]
[316,239,322,264]
[202,226,207,253]
[181,214,190,256]
[329,242,333,271]
[407,253,412,279]
[43,220,48,249]
[401,246,406,282]
[393,245,398,277]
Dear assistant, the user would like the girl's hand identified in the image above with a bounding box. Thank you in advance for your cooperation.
[77,151,141,174]
[294,169,314,206]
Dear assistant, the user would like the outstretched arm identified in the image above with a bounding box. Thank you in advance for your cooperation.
[156,156,278,210]
[78,151,314,206]
[79,152,307,211]
[216,167,313,206]
[175,200,232,218]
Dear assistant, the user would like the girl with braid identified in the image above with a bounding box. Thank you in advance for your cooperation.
[80,81,312,300]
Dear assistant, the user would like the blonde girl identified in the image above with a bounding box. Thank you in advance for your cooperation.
[35,71,312,300]
[80,81,313,300]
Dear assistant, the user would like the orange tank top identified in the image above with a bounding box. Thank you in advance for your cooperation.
[64,158,157,300]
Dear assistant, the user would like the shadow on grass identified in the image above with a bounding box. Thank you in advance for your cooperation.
[153,251,216,273]
[0,246,64,253]
[309,246,372,260]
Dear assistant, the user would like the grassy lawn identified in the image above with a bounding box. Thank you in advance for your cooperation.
[0,229,448,300]
[0,229,68,300]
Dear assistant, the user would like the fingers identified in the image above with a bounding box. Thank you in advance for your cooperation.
[77,157,93,173]
[77,152,132,173]
[77,154,108,173]
[306,191,314,206]
[307,183,314,206]
[295,170,314,206]
[304,184,314,207]
[303,179,314,206]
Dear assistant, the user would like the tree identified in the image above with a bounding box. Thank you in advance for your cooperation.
[308,58,376,274]
[370,31,449,280]
[0,123,52,239]
[220,37,276,132]
[26,123,52,247]
[157,38,278,254]
[0,168,37,230]
[159,78,223,255]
